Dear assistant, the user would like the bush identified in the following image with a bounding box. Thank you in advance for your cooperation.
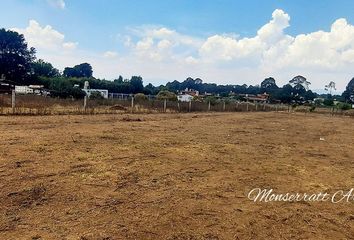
[70,87,86,99]
[314,98,324,106]
[337,102,352,111]
[89,91,104,100]
[323,99,334,106]
[156,90,177,101]
[134,93,148,102]
[205,96,217,105]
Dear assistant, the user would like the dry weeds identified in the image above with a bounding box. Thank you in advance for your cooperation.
[0,112,354,239]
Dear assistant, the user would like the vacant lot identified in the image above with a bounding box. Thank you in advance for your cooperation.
[0,112,354,239]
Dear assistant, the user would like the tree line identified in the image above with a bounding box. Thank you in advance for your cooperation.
[1,28,354,103]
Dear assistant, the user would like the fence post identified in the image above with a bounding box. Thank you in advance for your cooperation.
[208,101,211,112]
[11,90,15,114]
[263,102,266,111]
[131,97,134,113]
[83,95,87,112]
[223,101,226,111]
[236,102,239,111]
[163,99,167,113]
[188,101,191,112]
[177,101,180,112]
[246,102,249,112]
[255,103,258,111]
[276,105,278,112]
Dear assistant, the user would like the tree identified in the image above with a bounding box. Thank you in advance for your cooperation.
[63,67,78,78]
[32,59,60,77]
[144,83,159,95]
[63,63,93,78]
[342,78,354,103]
[325,81,336,96]
[130,76,144,93]
[75,63,93,78]
[0,28,36,84]
[134,93,148,102]
[156,90,177,101]
[289,75,311,90]
[261,77,278,91]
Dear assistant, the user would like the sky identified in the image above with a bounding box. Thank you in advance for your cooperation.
[1,0,354,92]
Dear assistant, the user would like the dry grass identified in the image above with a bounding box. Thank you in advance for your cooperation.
[0,112,354,239]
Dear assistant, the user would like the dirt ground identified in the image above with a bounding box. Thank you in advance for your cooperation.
[0,112,354,239]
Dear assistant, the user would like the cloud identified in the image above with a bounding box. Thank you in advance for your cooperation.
[12,20,77,52]
[120,9,354,90]
[103,51,118,58]
[10,9,354,91]
[124,26,203,62]
[199,9,291,63]
[47,0,65,9]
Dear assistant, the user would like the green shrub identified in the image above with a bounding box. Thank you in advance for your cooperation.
[89,91,104,100]
[337,102,352,111]
[323,99,334,106]
[156,90,177,101]
[205,96,217,105]
[134,93,148,102]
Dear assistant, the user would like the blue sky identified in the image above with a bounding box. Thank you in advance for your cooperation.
[2,0,354,91]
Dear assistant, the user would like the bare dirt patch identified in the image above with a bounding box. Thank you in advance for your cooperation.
[0,112,354,239]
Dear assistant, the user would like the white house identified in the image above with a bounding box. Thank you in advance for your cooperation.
[177,94,194,102]
[15,86,34,94]
[177,88,199,102]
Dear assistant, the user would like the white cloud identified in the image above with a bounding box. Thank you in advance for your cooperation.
[10,9,354,91]
[124,26,203,62]
[47,0,65,9]
[103,51,118,58]
[199,9,291,62]
[12,20,77,52]
[120,9,354,90]
[63,42,78,51]
[185,56,199,64]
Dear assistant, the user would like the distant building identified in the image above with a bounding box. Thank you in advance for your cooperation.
[177,94,194,102]
[15,86,33,94]
[82,81,108,99]
[15,85,49,95]
[29,85,45,95]
[242,93,269,103]
[177,88,199,102]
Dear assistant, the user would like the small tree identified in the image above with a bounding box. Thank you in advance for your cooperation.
[156,90,177,101]
[205,96,217,105]
[134,93,148,102]
[323,99,334,106]
[325,81,336,96]
[69,88,85,99]
[289,75,311,90]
